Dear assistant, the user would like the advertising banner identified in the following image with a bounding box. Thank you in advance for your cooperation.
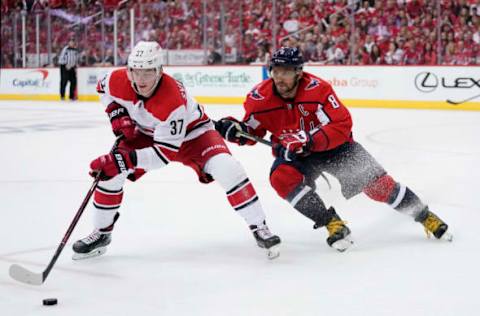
[166,50,205,65]
[77,67,116,100]
[0,68,60,99]
[1,65,478,110]
[75,66,262,103]
[305,66,480,110]
[165,66,263,103]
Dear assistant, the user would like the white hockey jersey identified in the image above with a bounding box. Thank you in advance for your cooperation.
[96,68,212,170]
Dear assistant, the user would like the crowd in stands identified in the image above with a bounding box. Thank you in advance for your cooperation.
[1,0,479,67]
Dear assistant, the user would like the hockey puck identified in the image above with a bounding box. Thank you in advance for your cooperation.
[42,298,58,306]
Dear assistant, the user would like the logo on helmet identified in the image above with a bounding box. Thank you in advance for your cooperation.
[269,47,304,70]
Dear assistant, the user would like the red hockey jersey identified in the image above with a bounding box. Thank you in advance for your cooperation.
[242,72,353,152]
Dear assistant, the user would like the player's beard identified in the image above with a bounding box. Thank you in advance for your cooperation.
[275,77,299,98]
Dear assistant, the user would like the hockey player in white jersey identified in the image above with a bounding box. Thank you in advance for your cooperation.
[72,41,281,260]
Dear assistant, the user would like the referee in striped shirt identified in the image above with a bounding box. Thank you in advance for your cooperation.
[58,38,79,101]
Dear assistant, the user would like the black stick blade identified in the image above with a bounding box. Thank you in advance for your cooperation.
[446,94,480,105]
[9,264,44,286]
[446,99,462,105]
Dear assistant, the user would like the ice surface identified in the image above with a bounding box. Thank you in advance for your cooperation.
[1,101,479,316]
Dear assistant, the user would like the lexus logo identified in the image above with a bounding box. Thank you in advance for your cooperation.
[415,71,480,105]
[415,72,438,92]
[415,72,480,93]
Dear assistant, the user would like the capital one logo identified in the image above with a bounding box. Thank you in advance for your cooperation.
[12,69,50,88]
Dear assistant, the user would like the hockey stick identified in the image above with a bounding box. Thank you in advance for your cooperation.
[9,137,123,286]
[212,119,274,146]
[446,93,480,105]
[214,120,331,189]
[236,128,274,146]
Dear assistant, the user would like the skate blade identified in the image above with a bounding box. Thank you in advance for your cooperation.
[440,231,453,242]
[266,245,280,260]
[331,236,353,252]
[72,247,107,260]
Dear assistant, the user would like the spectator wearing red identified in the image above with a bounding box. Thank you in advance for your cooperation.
[242,34,257,63]
[453,40,473,64]
[442,42,457,65]
[407,0,424,19]
[360,46,371,64]
[403,39,422,64]
[298,5,314,28]
[309,42,327,63]
[370,44,383,65]
[326,36,347,64]
[49,0,63,9]
[356,1,376,21]
[423,42,437,65]
[357,16,370,35]
[384,0,398,17]
[421,12,436,31]
[384,41,404,65]
[327,14,346,40]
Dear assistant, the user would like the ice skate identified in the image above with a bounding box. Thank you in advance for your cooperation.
[72,230,112,260]
[250,223,281,259]
[72,212,119,260]
[318,207,353,252]
[415,208,452,241]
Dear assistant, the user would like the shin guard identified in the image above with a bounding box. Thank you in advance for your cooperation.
[287,184,332,228]
[364,175,426,217]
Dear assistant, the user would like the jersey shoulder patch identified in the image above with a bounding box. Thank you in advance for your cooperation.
[249,88,264,100]
[96,73,108,94]
[248,83,266,101]
[303,72,331,91]
[298,72,334,102]
[305,77,320,90]
[244,79,278,114]
[247,79,272,101]
[107,68,136,101]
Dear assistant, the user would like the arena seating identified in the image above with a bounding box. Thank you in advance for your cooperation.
[1,0,479,67]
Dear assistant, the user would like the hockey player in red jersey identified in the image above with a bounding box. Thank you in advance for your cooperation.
[72,41,280,260]
[215,47,452,252]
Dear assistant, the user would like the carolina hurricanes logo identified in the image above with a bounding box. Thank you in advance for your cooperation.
[249,88,264,100]
[305,78,319,90]
[97,74,107,93]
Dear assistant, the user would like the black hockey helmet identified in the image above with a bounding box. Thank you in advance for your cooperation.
[269,47,304,70]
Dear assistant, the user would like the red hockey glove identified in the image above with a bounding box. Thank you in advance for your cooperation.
[90,149,137,181]
[106,102,136,140]
[214,117,250,145]
[274,130,313,161]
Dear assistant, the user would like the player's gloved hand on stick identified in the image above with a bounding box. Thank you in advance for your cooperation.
[274,130,313,161]
[214,117,250,145]
[90,149,137,181]
[272,143,297,161]
[106,102,136,140]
